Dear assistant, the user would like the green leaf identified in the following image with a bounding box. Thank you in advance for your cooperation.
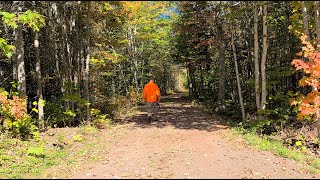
[0,38,15,58]
[27,146,45,157]
[295,141,302,146]
[0,12,17,28]
[11,92,19,96]
[73,134,83,142]
[18,10,46,32]
[63,110,76,117]
[32,108,38,113]
[5,51,12,58]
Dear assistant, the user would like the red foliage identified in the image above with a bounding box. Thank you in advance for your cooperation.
[0,94,27,120]
[291,35,320,120]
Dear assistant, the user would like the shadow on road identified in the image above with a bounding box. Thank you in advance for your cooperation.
[117,93,229,132]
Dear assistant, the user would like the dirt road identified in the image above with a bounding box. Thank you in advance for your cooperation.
[72,93,320,179]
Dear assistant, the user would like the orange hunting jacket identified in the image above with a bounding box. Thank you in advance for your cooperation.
[142,81,161,103]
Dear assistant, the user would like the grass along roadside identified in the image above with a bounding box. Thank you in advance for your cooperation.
[0,100,140,179]
[0,123,130,179]
[189,96,320,175]
[230,126,320,175]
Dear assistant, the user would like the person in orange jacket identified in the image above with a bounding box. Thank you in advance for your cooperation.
[142,76,161,123]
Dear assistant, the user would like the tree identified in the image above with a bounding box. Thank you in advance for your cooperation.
[252,1,268,111]
[12,1,26,99]
[253,2,261,110]
[229,2,246,121]
[301,1,311,41]
[216,2,227,106]
[84,1,91,122]
[261,1,268,110]
[34,30,44,129]
[291,34,320,140]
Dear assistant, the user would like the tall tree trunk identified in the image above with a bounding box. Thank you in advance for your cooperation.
[260,1,268,110]
[57,2,67,116]
[70,4,78,126]
[63,4,72,127]
[78,2,85,120]
[127,25,139,94]
[73,1,82,121]
[217,21,226,105]
[133,26,139,93]
[51,2,61,99]
[315,1,320,51]
[58,2,70,127]
[253,3,261,110]
[301,1,311,41]
[231,20,246,122]
[84,1,91,122]
[34,31,44,130]
[13,1,26,99]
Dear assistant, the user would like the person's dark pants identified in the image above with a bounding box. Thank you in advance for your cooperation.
[146,102,159,123]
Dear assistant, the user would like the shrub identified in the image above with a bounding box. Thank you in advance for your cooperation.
[90,108,111,129]
[0,88,38,140]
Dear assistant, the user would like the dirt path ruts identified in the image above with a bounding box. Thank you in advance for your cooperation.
[72,93,320,179]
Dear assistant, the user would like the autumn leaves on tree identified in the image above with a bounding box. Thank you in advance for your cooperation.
[291,35,320,121]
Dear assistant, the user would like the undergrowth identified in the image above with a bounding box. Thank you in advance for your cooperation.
[0,124,115,179]
[231,125,320,174]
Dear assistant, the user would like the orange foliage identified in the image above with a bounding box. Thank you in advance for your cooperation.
[291,34,320,120]
[121,1,142,19]
[0,94,27,121]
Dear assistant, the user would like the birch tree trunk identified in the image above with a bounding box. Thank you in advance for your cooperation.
[34,31,44,129]
[253,3,261,110]
[13,1,26,99]
[133,26,139,93]
[260,1,268,110]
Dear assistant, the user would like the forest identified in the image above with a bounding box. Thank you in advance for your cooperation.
[1,1,320,178]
